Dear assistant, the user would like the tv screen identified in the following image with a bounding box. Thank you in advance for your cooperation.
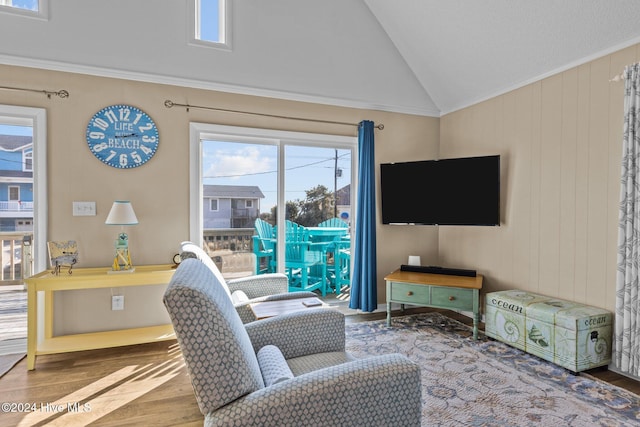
[380,155,500,226]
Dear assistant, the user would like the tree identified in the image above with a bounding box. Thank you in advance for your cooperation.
[295,185,334,226]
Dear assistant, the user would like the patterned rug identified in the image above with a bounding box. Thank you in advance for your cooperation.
[345,313,640,426]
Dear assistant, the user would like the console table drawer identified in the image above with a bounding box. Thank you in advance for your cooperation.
[390,282,430,304]
[431,287,474,310]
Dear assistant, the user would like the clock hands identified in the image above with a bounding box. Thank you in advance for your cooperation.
[115,133,138,138]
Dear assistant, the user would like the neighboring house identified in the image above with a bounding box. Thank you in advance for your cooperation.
[203,184,264,229]
[0,134,33,232]
[335,184,351,225]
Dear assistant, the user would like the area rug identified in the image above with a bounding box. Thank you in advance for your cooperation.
[0,352,25,378]
[345,313,640,426]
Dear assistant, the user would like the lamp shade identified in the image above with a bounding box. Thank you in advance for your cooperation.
[105,201,138,225]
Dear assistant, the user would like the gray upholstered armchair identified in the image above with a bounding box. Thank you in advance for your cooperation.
[164,258,422,427]
[179,241,317,323]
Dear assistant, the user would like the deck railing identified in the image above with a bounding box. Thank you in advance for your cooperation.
[0,232,33,284]
[0,201,34,212]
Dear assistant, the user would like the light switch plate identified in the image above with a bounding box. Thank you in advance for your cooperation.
[73,201,96,216]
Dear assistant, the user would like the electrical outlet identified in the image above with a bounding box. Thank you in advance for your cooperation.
[111,295,124,311]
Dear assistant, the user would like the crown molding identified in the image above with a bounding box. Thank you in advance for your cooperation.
[0,55,440,118]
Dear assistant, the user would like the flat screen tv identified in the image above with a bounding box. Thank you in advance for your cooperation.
[380,155,500,226]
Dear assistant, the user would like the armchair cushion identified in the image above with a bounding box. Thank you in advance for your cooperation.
[180,241,231,296]
[164,258,264,413]
[256,345,294,386]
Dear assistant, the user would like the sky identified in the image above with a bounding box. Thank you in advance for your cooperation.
[202,140,352,212]
[0,124,31,136]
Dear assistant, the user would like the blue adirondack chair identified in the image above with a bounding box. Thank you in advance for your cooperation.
[283,221,328,296]
[316,218,350,293]
[252,218,276,274]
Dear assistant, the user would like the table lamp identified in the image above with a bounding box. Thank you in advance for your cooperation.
[105,200,138,272]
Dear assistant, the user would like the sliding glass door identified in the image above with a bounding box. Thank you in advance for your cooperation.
[190,124,355,295]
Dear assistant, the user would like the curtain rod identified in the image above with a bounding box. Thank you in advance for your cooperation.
[609,62,640,82]
[0,85,69,99]
[164,99,384,130]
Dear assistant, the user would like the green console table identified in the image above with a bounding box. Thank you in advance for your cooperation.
[384,269,483,339]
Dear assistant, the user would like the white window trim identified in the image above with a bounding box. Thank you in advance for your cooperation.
[24,150,33,172]
[0,0,49,21]
[188,0,232,51]
[189,122,357,273]
[0,104,47,273]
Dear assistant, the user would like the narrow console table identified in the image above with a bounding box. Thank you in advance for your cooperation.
[384,269,483,339]
[25,264,176,370]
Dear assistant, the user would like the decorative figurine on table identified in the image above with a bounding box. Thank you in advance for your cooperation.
[47,240,79,275]
[112,232,133,272]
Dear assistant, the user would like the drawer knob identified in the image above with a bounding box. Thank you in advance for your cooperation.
[407,291,413,296]
[449,296,455,301]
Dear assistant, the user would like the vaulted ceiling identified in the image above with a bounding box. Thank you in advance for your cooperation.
[365,0,640,114]
[1,1,640,117]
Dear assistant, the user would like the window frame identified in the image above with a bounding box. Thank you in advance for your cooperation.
[188,0,232,51]
[189,122,357,273]
[209,198,219,211]
[23,149,33,172]
[0,104,47,273]
[0,0,48,20]
[8,185,19,202]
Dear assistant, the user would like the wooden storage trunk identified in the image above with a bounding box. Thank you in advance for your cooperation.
[485,290,612,372]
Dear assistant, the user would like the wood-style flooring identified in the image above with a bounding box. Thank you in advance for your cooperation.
[1,307,639,426]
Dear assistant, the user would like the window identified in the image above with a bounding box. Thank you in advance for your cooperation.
[0,0,48,20]
[0,105,47,273]
[190,123,356,279]
[23,150,32,171]
[8,186,19,201]
[189,0,231,50]
[209,198,218,211]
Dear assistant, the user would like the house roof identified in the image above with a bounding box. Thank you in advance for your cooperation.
[0,135,32,151]
[203,185,265,199]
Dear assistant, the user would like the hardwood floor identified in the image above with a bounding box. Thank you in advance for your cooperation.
[1,307,639,426]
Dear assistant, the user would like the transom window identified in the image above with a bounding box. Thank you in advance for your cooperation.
[189,0,230,49]
[0,0,48,20]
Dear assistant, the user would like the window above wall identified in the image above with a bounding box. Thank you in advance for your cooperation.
[189,0,231,51]
[0,0,48,20]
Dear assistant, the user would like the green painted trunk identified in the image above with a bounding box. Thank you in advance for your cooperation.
[485,290,612,372]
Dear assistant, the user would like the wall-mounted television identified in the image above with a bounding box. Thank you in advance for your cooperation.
[380,155,500,226]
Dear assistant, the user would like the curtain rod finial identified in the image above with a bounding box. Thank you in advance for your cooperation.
[376,123,384,130]
[164,100,174,108]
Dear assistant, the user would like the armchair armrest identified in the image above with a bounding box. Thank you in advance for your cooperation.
[206,354,422,427]
[233,291,319,324]
[227,273,288,299]
[245,309,345,359]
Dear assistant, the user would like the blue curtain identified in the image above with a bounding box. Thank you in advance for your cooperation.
[349,120,377,312]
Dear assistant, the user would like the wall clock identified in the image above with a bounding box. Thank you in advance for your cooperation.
[86,104,159,169]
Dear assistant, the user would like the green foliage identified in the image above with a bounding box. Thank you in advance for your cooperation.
[262,185,335,227]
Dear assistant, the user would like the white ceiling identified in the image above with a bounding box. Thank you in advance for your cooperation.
[365,0,640,114]
[1,1,640,117]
